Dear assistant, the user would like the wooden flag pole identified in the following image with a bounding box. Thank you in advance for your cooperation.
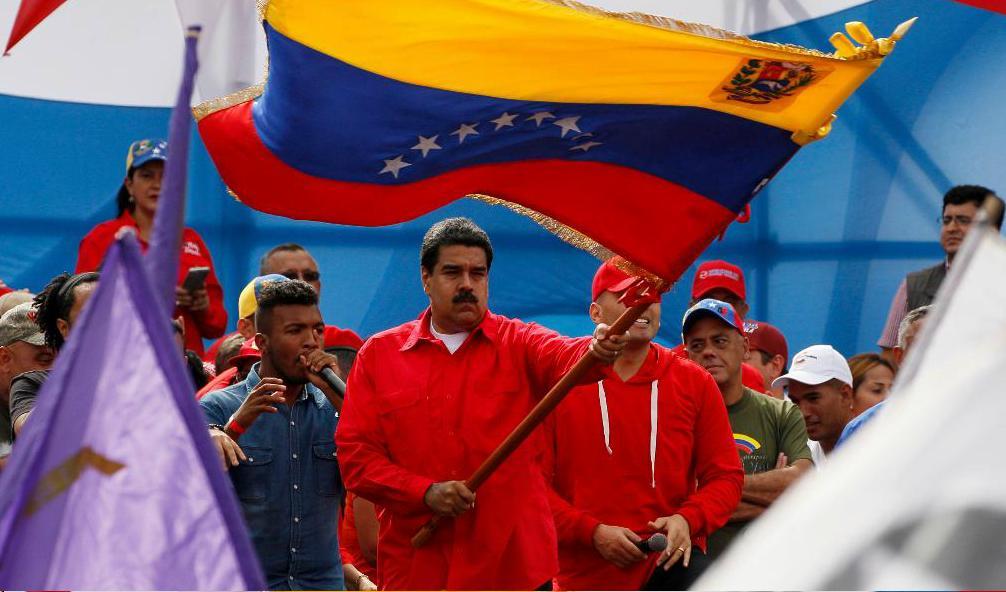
[411,279,660,548]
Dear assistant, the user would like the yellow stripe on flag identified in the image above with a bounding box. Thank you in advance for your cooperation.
[264,0,908,137]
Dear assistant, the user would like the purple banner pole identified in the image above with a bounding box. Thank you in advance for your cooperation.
[146,25,200,316]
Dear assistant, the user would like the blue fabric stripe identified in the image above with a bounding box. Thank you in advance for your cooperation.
[254,22,800,213]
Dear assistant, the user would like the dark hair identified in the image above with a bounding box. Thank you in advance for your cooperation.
[33,272,100,351]
[943,185,1003,229]
[215,333,247,375]
[185,350,209,389]
[115,166,142,217]
[255,280,319,334]
[259,243,308,275]
[420,217,493,272]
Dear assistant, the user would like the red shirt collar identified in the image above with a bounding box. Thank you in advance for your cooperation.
[117,209,140,228]
[401,307,499,351]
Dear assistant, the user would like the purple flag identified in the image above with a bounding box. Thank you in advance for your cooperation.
[146,25,200,317]
[0,234,264,590]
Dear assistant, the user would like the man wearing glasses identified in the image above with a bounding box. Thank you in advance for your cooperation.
[260,243,323,293]
[877,185,1003,357]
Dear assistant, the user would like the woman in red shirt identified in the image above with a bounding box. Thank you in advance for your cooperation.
[76,138,227,355]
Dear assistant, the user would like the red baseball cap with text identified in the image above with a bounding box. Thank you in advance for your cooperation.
[691,260,746,301]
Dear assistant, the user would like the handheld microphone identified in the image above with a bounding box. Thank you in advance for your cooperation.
[634,533,668,554]
[319,367,347,398]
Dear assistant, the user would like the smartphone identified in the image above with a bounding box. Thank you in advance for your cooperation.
[182,266,210,292]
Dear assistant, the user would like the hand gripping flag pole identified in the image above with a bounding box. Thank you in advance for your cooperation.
[411,277,664,547]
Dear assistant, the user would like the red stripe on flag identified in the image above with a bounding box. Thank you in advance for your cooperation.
[199,101,737,282]
[953,0,1006,14]
[4,0,67,55]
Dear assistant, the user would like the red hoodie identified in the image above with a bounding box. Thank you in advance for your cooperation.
[543,344,743,590]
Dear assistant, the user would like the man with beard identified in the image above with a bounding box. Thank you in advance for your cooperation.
[336,218,627,590]
[200,280,346,590]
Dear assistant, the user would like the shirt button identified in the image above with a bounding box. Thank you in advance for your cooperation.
[293,484,299,490]
[292,453,298,460]
[248,457,254,463]
[290,421,295,426]
[294,517,300,523]
[291,548,297,553]
[289,576,294,581]
[332,451,337,458]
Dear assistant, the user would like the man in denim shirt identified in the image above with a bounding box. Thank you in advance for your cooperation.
[201,280,346,590]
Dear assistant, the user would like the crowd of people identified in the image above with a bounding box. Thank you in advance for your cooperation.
[0,138,1003,590]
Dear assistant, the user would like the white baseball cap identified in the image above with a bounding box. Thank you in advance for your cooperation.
[771,344,852,390]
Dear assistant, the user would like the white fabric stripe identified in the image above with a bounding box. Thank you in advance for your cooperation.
[598,382,613,455]
[650,379,658,488]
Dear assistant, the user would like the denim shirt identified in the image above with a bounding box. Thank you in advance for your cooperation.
[200,363,344,590]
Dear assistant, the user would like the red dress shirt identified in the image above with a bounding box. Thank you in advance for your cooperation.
[75,211,226,355]
[336,308,598,590]
[544,345,743,590]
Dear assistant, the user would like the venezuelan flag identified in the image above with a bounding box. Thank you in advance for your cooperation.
[196,0,913,282]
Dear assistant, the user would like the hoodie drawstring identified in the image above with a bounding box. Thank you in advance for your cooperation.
[597,380,659,488]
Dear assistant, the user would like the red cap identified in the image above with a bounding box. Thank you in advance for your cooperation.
[591,258,638,301]
[691,260,746,301]
[227,338,261,366]
[324,325,365,350]
[744,320,788,362]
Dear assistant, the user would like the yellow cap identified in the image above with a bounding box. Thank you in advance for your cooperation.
[238,274,289,319]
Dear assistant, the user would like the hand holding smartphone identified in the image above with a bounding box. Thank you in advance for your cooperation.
[182,266,210,293]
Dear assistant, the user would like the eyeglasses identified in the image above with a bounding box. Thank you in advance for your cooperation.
[282,270,321,282]
[939,215,973,227]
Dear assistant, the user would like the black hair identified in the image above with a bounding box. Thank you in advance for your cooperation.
[33,271,100,351]
[259,243,308,275]
[943,185,1003,229]
[255,280,319,334]
[115,165,142,217]
[185,350,209,389]
[420,217,493,272]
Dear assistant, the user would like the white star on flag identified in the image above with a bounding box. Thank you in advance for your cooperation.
[379,155,411,179]
[411,135,442,158]
[526,111,555,127]
[569,141,603,152]
[490,112,518,131]
[554,116,581,138]
[451,123,479,144]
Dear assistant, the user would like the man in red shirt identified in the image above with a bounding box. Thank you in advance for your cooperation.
[544,260,743,590]
[336,218,627,590]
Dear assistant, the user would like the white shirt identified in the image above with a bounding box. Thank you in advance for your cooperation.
[430,320,469,354]
[808,439,827,470]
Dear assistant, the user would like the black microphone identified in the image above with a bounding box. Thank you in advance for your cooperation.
[319,367,347,398]
[634,533,668,554]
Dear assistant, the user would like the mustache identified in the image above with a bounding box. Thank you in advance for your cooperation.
[453,291,478,304]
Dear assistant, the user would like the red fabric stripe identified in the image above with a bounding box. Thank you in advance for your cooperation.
[953,0,1006,14]
[4,0,66,54]
[198,101,737,282]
